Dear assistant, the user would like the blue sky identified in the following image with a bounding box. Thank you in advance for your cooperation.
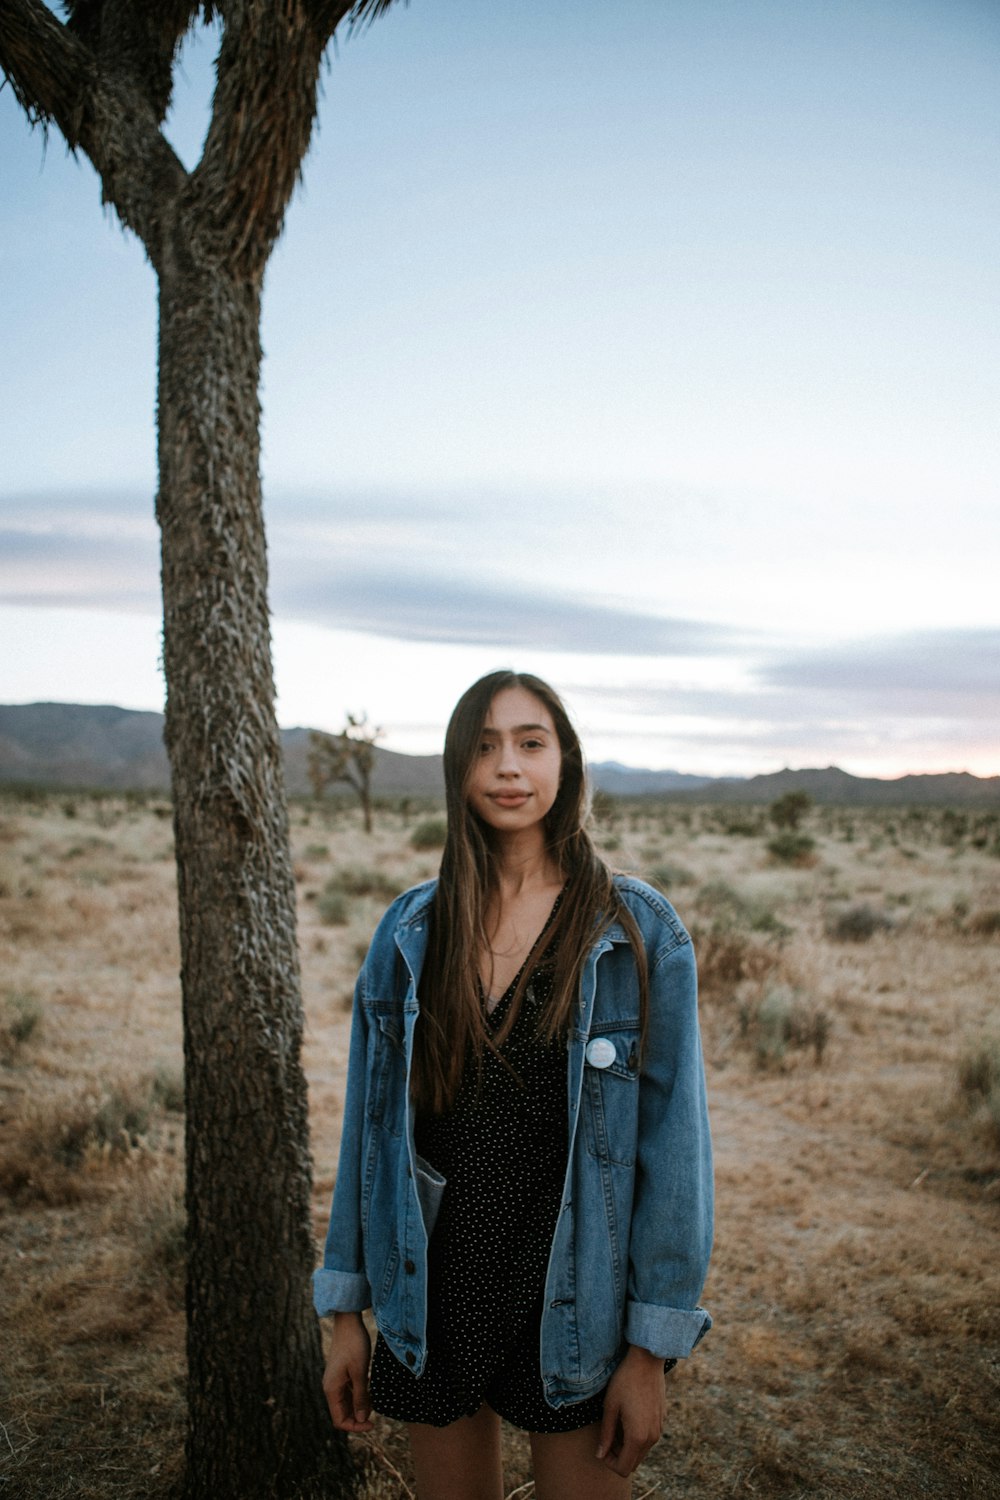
[2,0,998,776]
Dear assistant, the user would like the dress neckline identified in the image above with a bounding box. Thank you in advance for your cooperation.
[481,886,565,1018]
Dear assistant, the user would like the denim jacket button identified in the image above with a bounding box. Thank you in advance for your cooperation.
[404,1258,416,1274]
[585,1038,616,1069]
[405,1350,416,1366]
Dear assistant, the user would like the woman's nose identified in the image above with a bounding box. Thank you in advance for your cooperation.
[496,742,522,776]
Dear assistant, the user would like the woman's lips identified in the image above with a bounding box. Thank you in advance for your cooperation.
[490,791,530,807]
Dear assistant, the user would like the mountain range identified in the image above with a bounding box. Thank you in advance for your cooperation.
[0,702,997,806]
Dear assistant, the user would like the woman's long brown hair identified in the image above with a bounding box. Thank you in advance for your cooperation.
[411,670,649,1115]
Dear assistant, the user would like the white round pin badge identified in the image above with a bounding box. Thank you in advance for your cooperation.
[585,1037,617,1069]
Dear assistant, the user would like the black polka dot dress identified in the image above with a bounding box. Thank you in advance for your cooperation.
[369,897,607,1431]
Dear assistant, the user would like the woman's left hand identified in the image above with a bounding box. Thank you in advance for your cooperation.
[595,1343,669,1477]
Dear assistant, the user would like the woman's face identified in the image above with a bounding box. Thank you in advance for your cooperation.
[465,686,562,835]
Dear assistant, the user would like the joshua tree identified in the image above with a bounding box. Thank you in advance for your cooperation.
[309,712,384,833]
[0,4,402,1496]
[769,791,813,831]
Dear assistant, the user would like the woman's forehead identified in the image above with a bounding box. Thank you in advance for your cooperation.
[483,686,555,732]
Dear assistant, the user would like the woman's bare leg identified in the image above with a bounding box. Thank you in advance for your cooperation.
[530,1421,632,1500]
[406,1403,504,1500]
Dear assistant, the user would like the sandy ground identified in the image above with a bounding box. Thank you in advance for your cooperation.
[1,794,998,1498]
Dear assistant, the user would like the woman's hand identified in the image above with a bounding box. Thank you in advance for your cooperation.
[595,1343,668,1477]
[322,1311,374,1433]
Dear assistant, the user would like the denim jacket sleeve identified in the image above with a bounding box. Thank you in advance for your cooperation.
[312,967,373,1316]
[624,931,713,1358]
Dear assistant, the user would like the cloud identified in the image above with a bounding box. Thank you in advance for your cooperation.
[762,630,1000,702]
[273,567,738,656]
[0,499,742,657]
[0,527,159,611]
[573,627,1000,728]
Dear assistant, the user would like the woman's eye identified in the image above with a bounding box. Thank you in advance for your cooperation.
[522,738,544,750]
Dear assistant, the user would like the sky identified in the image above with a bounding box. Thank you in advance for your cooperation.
[1,0,998,778]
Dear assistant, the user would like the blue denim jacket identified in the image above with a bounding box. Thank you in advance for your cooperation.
[313,875,713,1408]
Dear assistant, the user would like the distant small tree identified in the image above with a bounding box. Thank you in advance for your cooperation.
[769,791,812,830]
[309,713,383,833]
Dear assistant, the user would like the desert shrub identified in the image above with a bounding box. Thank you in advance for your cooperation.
[590,789,618,825]
[827,903,894,942]
[410,817,447,850]
[940,810,968,847]
[136,1170,187,1303]
[317,885,351,925]
[747,906,793,938]
[151,1064,185,1113]
[719,812,764,836]
[967,909,1000,937]
[766,831,816,866]
[956,1035,1000,1144]
[695,881,790,938]
[0,990,43,1059]
[647,861,695,891]
[0,1076,164,1204]
[304,842,330,860]
[324,865,405,900]
[741,985,831,1068]
[694,927,783,1002]
[697,880,746,916]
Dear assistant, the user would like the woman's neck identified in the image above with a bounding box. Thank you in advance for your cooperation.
[490,827,561,897]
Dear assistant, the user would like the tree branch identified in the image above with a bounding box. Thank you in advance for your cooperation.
[0,0,188,262]
[67,0,203,125]
[0,0,97,146]
[191,0,404,273]
[191,0,332,271]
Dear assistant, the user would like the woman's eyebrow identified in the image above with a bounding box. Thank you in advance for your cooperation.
[481,722,551,735]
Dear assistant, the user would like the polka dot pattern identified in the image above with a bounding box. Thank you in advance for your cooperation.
[370,896,606,1432]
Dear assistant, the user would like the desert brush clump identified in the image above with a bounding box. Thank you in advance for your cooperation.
[966,908,1000,937]
[955,1035,1000,1144]
[0,1073,177,1206]
[321,864,407,901]
[695,879,791,937]
[827,903,895,942]
[646,859,696,891]
[0,990,43,1060]
[410,816,448,850]
[692,925,784,1003]
[740,984,832,1068]
[316,884,351,926]
[766,830,817,866]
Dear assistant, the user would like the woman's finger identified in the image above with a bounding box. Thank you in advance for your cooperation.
[595,1399,621,1463]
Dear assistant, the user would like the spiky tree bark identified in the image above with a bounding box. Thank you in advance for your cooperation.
[0,3,402,1495]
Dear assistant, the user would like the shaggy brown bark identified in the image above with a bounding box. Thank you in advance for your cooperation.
[0,2,403,1495]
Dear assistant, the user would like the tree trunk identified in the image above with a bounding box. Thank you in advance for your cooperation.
[156,215,351,1498]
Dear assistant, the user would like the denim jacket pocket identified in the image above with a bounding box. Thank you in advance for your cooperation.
[413,1153,446,1238]
[583,1025,641,1167]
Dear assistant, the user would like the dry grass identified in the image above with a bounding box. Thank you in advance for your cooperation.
[1,793,998,1498]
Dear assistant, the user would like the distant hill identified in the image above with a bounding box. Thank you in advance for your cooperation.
[0,703,996,806]
[587,761,714,796]
[0,702,444,798]
[671,764,1000,807]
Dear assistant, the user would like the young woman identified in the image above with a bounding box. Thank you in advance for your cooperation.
[314,671,713,1500]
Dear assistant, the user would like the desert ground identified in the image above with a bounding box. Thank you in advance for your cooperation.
[1,791,998,1499]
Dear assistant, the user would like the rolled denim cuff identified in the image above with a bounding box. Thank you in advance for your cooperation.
[312,1267,371,1317]
[625,1300,712,1359]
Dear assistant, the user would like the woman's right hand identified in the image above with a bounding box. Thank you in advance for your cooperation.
[322,1311,374,1433]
